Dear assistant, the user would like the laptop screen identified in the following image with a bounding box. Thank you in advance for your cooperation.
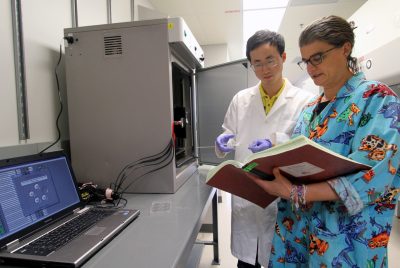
[0,154,80,243]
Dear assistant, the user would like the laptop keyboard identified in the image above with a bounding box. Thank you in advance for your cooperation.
[16,209,115,256]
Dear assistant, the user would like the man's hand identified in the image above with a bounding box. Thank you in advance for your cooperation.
[216,133,235,153]
[248,139,272,153]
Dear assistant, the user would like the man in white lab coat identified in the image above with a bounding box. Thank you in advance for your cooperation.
[215,30,315,268]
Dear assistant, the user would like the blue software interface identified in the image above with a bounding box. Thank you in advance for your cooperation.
[0,156,80,241]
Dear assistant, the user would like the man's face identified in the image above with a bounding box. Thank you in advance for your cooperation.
[249,43,285,87]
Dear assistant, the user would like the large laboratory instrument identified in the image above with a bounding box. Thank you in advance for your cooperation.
[64,17,255,193]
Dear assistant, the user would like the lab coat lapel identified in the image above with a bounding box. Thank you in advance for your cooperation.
[234,84,265,162]
[248,83,266,120]
[265,79,292,120]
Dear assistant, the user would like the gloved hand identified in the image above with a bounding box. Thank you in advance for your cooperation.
[248,139,272,153]
[216,134,235,153]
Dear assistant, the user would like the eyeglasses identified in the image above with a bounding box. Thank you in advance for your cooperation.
[297,47,338,70]
[251,58,278,71]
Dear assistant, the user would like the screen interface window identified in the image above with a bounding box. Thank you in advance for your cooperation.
[0,157,80,241]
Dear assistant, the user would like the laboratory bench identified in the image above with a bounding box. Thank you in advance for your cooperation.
[82,168,219,268]
[2,167,219,268]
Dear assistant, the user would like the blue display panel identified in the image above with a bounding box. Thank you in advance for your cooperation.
[0,156,80,240]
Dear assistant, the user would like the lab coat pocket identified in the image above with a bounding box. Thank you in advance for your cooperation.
[273,120,297,144]
[273,132,291,145]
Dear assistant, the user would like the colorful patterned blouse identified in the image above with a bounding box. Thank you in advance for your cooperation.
[269,72,400,268]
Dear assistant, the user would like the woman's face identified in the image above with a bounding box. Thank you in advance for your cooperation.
[299,40,350,90]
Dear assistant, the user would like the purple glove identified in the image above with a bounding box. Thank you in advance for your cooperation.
[216,134,235,153]
[248,139,272,153]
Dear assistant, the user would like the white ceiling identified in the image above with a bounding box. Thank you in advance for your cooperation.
[146,0,368,82]
[145,0,242,45]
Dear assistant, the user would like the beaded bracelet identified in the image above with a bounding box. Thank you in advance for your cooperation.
[297,185,307,207]
[289,184,307,211]
[290,185,299,210]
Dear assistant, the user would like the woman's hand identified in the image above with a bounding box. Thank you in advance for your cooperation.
[250,168,341,202]
[249,168,293,200]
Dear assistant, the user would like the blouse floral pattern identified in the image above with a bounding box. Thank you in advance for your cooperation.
[268,72,400,268]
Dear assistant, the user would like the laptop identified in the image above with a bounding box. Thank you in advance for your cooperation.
[0,151,140,267]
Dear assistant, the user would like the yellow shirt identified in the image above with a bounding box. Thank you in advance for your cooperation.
[259,80,286,115]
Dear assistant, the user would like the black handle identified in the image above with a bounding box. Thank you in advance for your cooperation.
[249,168,275,181]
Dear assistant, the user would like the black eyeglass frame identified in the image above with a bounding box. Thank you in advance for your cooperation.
[297,46,339,70]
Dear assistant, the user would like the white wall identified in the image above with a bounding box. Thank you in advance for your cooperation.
[137,5,165,20]
[77,0,107,26]
[135,0,156,21]
[202,44,229,68]
[350,0,400,57]
[349,0,400,85]
[0,0,154,155]
[0,1,19,146]
[111,0,132,23]
[0,0,72,150]
[294,0,400,92]
[22,0,72,146]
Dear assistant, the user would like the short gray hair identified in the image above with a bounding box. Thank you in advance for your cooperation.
[299,15,358,73]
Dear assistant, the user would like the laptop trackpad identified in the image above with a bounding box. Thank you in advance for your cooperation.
[85,226,106,236]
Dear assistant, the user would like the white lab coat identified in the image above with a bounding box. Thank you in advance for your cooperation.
[216,79,314,267]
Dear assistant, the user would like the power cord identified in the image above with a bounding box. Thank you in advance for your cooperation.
[118,141,174,194]
[39,42,64,154]
[113,139,174,193]
[111,138,175,205]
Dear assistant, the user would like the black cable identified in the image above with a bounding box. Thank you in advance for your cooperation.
[113,139,174,193]
[116,140,175,204]
[39,43,63,154]
[113,138,173,190]
[117,152,174,206]
[112,142,168,191]
[120,144,174,192]
[116,140,173,190]
[116,141,174,196]
[119,141,174,188]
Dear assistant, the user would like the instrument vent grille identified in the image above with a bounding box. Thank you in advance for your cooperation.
[104,35,122,56]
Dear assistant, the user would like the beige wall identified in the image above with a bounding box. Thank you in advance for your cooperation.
[202,44,230,68]
[0,0,154,152]
[350,0,400,57]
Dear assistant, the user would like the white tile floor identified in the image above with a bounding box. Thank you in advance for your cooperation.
[197,191,400,268]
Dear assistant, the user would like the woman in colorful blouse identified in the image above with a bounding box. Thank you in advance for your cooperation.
[251,15,400,267]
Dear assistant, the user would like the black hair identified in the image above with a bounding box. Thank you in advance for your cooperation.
[246,30,285,61]
[299,15,358,73]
